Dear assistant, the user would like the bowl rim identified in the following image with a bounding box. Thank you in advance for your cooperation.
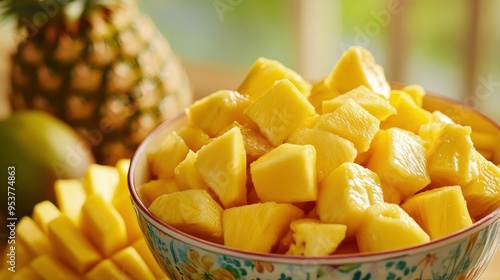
[128,93,500,265]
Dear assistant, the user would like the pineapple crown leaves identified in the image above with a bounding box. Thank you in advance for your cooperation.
[0,0,129,26]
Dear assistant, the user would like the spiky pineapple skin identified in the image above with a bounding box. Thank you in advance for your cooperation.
[9,1,192,164]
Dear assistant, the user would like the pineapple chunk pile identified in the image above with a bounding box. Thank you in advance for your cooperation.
[1,160,167,280]
[144,46,500,256]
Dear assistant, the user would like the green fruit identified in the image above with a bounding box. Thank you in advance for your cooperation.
[0,110,95,221]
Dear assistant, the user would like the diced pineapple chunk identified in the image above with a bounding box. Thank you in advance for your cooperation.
[317,162,384,236]
[308,78,340,113]
[461,151,500,219]
[47,215,102,274]
[174,150,207,191]
[317,98,380,153]
[367,128,430,204]
[86,259,129,280]
[17,217,52,256]
[149,189,224,244]
[250,143,317,203]
[32,200,61,233]
[30,255,80,280]
[178,125,211,152]
[187,90,253,137]
[148,132,189,180]
[111,246,156,280]
[401,186,473,240]
[54,179,86,224]
[219,122,274,161]
[288,128,357,182]
[223,202,304,253]
[80,195,128,257]
[356,203,430,253]
[195,127,247,208]
[401,84,426,107]
[322,85,396,121]
[418,111,456,145]
[426,124,479,187]
[83,163,120,202]
[238,57,311,100]
[245,79,317,146]
[286,219,346,256]
[381,90,433,134]
[139,179,181,207]
[325,46,390,98]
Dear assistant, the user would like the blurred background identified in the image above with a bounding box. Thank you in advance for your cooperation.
[139,0,499,121]
[1,0,499,121]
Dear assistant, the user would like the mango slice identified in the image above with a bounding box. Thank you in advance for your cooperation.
[85,259,128,280]
[111,247,155,280]
[223,202,304,253]
[30,255,80,280]
[195,126,247,208]
[32,200,61,233]
[48,215,102,274]
[11,266,43,280]
[113,193,143,244]
[149,189,224,244]
[251,143,317,203]
[83,163,120,202]
[245,79,317,146]
[54,179,86,224]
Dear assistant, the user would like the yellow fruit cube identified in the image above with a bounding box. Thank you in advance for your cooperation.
[381,90,433,134]
[187,90,253,137]
[140,179,181,207]
[322,85,396,121]
[83,163,120,202]
[30,255,80,280]
[238,57,311,100]
[367,128,430,204]
[113,193,143,243]
[250,143,317,203]
[401,186,473,240]
[174,150,207,191]
[245,79,317,146]
[418,111,456,145]
[111,246,155,280]
[32,200,61,233]
[178,125,210,152]
[401,84,426,107]
[132,238,165,278]
[11,266,43,280]
[288,128,357,182]
[317,162,384,237]
[223,202,304,253]
[307,79,340,114]
[195,127,247,208]
[219,122,274,161]
[85,259,129,280]
[114,158,131,201]
[325,46,390,98]
[8,239,35,270]
[317,98,380,153]
[148,132,189,180]
[80,195,128,257]
[426,124,479,187]
[17,216,52,256]
[356,203,430,253]
[149,189,224,244]
[461,151,500,219]
[286,219,346,257]
[54,179,86,224]
[47,215,102,274]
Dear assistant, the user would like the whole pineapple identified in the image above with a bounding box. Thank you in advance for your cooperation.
[3,0,192,164]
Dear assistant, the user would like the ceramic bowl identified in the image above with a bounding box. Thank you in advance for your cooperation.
[128,93,500,280]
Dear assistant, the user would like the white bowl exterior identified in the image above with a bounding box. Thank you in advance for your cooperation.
[129,98,500,280]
